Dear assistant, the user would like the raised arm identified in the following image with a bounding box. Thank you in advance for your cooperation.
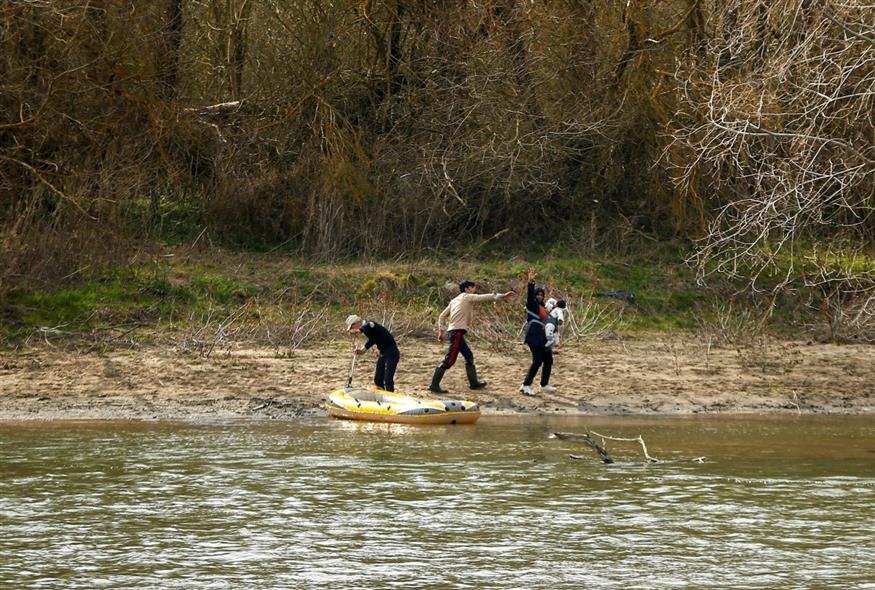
[526,268,538,305]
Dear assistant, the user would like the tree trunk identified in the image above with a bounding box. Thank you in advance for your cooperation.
[493,0,545,128]
[158,0,184,101]
[227,0,251,100]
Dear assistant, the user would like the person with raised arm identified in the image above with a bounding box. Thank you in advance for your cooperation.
[520,268,553,396]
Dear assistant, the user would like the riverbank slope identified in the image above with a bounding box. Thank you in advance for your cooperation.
[2,335,872,420]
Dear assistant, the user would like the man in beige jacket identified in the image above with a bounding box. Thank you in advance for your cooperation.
[429,280,516,394]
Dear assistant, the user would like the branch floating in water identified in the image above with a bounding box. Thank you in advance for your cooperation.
[553,431,615,464]
[554,430,660,463]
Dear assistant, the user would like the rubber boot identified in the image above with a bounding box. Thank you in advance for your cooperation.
[429,365,448,394]
[465,363,487,389]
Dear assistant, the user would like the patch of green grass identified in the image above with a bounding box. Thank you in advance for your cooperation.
[138,275,195,303]
[698,241,875,292]
[117,195,205,244]
[6,281,143,333]
[539,258,601,289]
[5,240,820,346]
[427,252,707,333]
[189,274,259,305]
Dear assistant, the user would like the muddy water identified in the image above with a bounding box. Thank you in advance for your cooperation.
[1,415,873,589]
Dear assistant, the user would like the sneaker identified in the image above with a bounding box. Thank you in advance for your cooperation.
[519,385,536,397]
[540,384,557,394]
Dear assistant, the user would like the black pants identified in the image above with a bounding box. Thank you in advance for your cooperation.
[441,329,475,369]
[523,344,553,387]
[374,348,400,392]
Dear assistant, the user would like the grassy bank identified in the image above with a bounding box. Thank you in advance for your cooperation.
[0,243,864,351]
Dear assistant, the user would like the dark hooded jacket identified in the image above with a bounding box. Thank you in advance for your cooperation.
[523,282,548,347]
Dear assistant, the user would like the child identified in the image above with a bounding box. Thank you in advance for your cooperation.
[346,315,400,392]
[539,299,567,393]
[545,299,567,348]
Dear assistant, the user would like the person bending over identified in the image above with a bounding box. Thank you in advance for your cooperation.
[346,315,400,392]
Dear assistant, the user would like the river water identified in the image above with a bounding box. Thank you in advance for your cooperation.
[1,416,873,589]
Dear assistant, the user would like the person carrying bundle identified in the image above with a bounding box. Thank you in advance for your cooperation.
[519,268,562,396]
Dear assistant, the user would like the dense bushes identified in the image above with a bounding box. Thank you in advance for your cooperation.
[1,1,872,305]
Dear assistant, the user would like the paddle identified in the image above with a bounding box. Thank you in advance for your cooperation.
[346,339,358,388]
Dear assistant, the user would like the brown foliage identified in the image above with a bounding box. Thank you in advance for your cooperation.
[1,0,872,306]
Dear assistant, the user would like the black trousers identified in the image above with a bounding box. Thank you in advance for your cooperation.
[441,329,474,369]
[374,348,400,392]
[523,344,553,387]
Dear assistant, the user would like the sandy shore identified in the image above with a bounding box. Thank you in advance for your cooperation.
[1,335,873,420]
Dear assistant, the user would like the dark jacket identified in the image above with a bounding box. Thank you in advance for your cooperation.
[361,321,399,355]
[523,282,547,347]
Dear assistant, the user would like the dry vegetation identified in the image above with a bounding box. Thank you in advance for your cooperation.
[1,1,873,339]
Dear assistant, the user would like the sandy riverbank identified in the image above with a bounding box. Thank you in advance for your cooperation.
[1,335,873,420]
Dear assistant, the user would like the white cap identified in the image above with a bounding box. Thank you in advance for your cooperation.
[545,298,557,313]
[345,314,362,331]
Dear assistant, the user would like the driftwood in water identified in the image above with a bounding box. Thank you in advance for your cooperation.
[554,430,659,463]
[554,431,615,463]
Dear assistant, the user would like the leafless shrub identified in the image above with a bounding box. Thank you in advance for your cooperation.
[693,293,796,373]
[694,297,772,347]
[668,0,875,311]
[563,298,627,342]
[692,296,805,373]
[477,302,525,353]
[175,302,253,358]
[173,297,331,358]
[815,290,875,343]
[735,337,803,375]
[795,246,875,342]
[256,296,332,355]
[282,307,327,353]
[373,304,434,341]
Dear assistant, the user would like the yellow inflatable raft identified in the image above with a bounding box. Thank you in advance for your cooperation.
[325,387,481,425]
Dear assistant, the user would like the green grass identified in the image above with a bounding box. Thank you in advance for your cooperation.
[1,242,851,345]
[697,240,875,289]
[189,274,259,304]
[6,281,144,334]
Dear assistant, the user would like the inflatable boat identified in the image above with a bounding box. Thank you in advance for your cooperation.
[325,387,481,425]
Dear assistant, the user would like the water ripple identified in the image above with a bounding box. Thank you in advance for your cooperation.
[1,416,874,589]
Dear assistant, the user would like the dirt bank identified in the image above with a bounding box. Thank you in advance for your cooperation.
[1,336,873,420]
